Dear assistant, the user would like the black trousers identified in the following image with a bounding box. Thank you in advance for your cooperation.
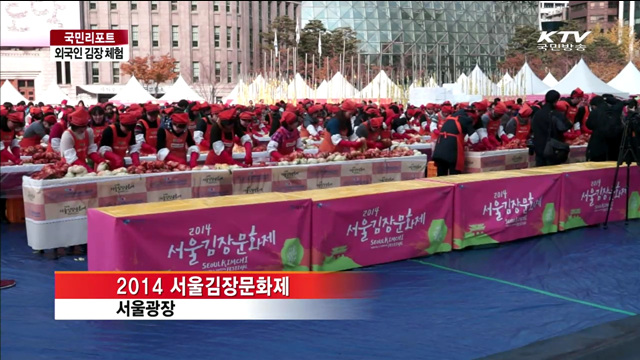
[535,154,565,167]
[435,160,461,177]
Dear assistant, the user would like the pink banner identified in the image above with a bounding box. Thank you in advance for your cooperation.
[310,186,454,272]
[560,166,640,230]
[88,199,312,272]
[432,174,562,249]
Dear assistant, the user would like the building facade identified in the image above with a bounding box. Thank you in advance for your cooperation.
[85,0,301,100]
[300,1,538,84]
[568,1,620,31]
[539,1,569,30]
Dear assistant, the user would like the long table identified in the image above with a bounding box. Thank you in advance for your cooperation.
[22,155,427,250]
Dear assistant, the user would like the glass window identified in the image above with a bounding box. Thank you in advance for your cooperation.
[152,26,159,47]
[130,1,137,10]
[89,1,96,10]
[90,24,97,30]
[172,26,179,47]
[92,62,99,83]
[193,62,200,82]
[227,26,232,48]
[227,62,232,82]
[214,1,219,12]
[110,1,116,10]
[151,1,158,11]
[236,1,240,14]
[111,25,119,30]
[174,61,180,74]
[112,62,120,83]
[215,62,221,82]
[608,15,617,22]
[56,62,63,84]
[237,27,241,48]
[191,1,197,11]
[238,62,241,76]
[192,26,199,47]
[226,1,230,13]
[171,1,177,11]
[590,2,595,8]
[215,27,220,48]
[131,25,138,47]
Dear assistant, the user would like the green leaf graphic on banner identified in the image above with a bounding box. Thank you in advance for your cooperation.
[561,214,588,231]
[318,256,361,272]
[461,232,499,248]
[426,219,449,254]
[281,238,309,271]
[629,192,640,219]
[541,203,558,234]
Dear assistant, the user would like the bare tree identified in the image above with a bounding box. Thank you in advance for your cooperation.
[185,60,219,103]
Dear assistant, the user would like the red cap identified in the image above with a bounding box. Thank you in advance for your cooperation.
[239,112,255,121]
[210,104,224,114]
[30,107,42,116]
[473,102,488,113]
[171,112,190,125]
[572,88,585,99]
[365,107,380,117]
[43,115,58,124]
[307,105,324,115]
[218,109,236,122]
[519,103,533,118]
[69,108,90,126]
[441,105,453,114]
[144,104,160,113]
[341,100,357,112]
[555,100,570,113]
[7,112,25,124]
[269,105,280,112]
[128,104,142,112]
[281,111,298,125]
[370,117,383,128]
[120,111,140,125]
[493,102,507,116]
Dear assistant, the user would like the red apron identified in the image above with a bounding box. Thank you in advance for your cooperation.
[1,129,16,150]
[205,124,235,165]
[566,105,578,124]
[514,118,531,141]
[20,134,41,149]
[63,129,88,163]
[164,128,188,161]
[92,123,108,145]
[439,116,465,172]
[275,127,299,156]
[319,127,350,153]
[486,118,501,139]
[197,121,212,152]
[109,124,132,157]
[419,115,430,135]
[140,120,159,154]
[47,122,67,153]
[581,106,592,134]
[188,120,197,137]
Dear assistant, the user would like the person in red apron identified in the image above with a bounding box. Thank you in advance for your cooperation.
[267,111,304,161]
[0,110,25,165]
[560,88,587,138]
[319,100,363,153]
[20,110,57,149]
[355,117,390,149]
[195,104,223,152]
[98,111,141,169]
[135,104,161,155]
[480,102,507,149]
[157,112,200,167]
[47,107,74,153]
[504,103,533,142]
[89,105,108,146]
[59,107,105,172]
[205,108,252,166]
[237,111,259,147]
[431,104,453,139]
[432,108,476,176]
[300,105,325,139]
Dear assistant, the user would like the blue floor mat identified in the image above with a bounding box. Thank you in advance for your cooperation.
[1,221,638,360]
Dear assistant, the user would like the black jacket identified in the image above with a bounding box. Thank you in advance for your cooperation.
[432,110,475,164]
[586,102,624,161]
[531,103,572,157]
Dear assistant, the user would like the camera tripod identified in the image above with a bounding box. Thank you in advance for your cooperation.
[603,115,639,229]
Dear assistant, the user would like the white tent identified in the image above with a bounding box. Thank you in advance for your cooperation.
[0,80,28,104]
[223,80,244,104]
[109,76,155,104]
[327,72,358,100]
[36,82,70,105]
[287,73,313,100]
[496,72,514,96]
[512,62,549,95]
[544,59,629,97]
[542,72,559,87]
[359,70,401,99]
[314,80,329,101]
[467,65,497,96]
[160,75,204,102]
[608,62,640,95]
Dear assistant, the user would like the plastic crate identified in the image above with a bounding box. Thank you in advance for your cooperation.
[427,161,438,178]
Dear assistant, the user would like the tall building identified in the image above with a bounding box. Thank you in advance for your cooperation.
[539,1,569,30]
[621,1,639,37]
[83,1,301,101]
[568,1,620,31]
